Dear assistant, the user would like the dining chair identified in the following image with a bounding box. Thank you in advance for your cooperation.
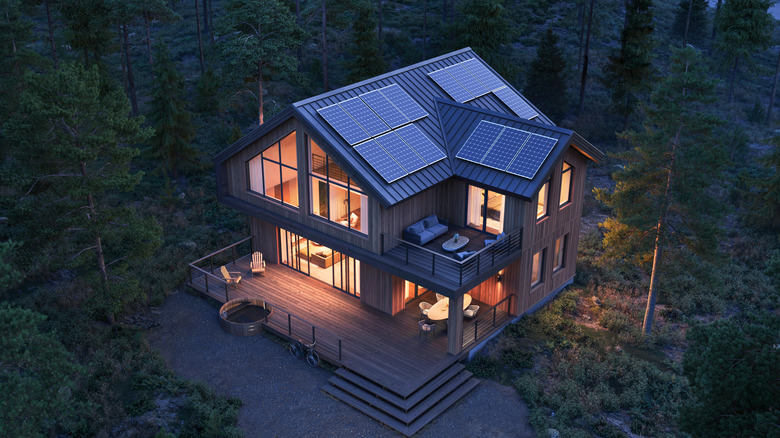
[418,320,436,338]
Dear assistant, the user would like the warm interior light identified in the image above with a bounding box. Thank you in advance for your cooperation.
[496,270,503,282]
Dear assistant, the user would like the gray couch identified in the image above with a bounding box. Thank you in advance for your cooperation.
[403,214,449,246]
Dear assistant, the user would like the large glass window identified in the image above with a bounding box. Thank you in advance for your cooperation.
[559,162,573,206]
[553,235,566,271]
[467,185,505,234]
[247,132,299,208]
[309,138,368,234]
[536,181,549,220]
[531,249,544,286]
[279,228,360,297]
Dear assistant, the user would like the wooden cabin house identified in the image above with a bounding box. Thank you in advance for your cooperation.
[199,48,603,434]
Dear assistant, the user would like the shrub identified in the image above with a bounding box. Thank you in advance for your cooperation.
[466,354,502,378]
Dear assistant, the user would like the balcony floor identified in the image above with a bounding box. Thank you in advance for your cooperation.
[188,255,509,397]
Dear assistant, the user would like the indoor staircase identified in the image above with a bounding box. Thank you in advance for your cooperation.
[322,362,479,436]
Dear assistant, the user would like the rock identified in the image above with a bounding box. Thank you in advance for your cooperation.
[590,296,602,306]
[178,192,185,199]
[548,428,560,438]
[180,241,197,250]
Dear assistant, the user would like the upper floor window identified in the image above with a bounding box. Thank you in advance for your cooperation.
[559,162,573,206]
[531,249,544,287]
[536,181,549,220]
[467,185,505,234]
[309,138,368,234]
[553,235,566,271]
[247,132,299,208]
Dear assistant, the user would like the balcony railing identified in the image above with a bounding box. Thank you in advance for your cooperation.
[380,227,523,287]
[462,294,514,349]
[187,236,253,302]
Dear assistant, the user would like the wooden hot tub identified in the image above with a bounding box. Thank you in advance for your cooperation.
[219,298,272,336]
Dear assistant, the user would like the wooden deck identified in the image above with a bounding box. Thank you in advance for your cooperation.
[188,255,510,397]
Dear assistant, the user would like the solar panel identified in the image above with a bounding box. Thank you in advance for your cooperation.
[505,134,557,179]
[428,68,473,103]
[456,121,505,163]
[355,140,408,183]
[395,124,446,165]
[374,131,426,173]
[338,96,390,137]
[359,89,409,128]
[317,103,370,145]
[446,62,489,99]
[494,86,538,120]
[462,59,505,91]
[480,128,531,171]
[379,84,428,122]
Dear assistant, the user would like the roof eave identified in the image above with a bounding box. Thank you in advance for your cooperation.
[214,106,296,165]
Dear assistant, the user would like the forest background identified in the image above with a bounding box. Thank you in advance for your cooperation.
[0,0,778,436]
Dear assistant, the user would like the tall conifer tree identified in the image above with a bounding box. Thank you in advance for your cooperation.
[670,0,709,47]
[453,0,514,77]
[524,28,568,122]
[597,47,726,335]
[345,0,385,83]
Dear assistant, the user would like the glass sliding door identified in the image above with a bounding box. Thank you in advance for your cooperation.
[467,184,505,234]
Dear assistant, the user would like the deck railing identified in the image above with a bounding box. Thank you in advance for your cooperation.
[187,236,253,302]
[381,227,523,287]
[263,301,343,362]
[462,294,515,349]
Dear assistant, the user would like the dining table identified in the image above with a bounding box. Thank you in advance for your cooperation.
[426,294,472,321]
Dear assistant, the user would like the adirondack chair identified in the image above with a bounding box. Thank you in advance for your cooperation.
[220,265,241,288]
[251,252,266,277]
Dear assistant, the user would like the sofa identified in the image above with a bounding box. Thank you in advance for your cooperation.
[404,214,449,246]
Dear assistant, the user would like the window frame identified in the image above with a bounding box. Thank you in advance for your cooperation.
[536,180,550,222]
[531,249,545,287]
[465,184,505,234]
[246,131,299,209]
[553,235,567,272]
[559,161,573,208]
[307,136,368,235]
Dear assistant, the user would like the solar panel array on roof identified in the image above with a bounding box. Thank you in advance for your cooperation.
[354,126,446,183]
[395,125,446,165]
[316,104,370,145]
[377,84,427,122]
[462,59,505,91]
[354,141,407,183]
[358,89,408,128]
[494,86,538,120]
[375,131,427,174]
[456,121,557,179]
[339,97,390,137]
[428,58,507,103]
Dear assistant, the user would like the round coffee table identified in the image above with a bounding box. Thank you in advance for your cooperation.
[442,235,469,252]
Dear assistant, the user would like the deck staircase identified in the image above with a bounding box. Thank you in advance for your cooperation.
[323,362,479,436]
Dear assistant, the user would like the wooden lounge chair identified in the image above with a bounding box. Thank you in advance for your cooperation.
[220,265,242,288]
[251,252,266,277]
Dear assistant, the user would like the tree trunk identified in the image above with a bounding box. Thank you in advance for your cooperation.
[144,14,153,65]
[202,0,209,34]
[195,0,205,75]
[118,22,127,90]
[45,0,58,69]
[442,0,447,27]
[578,0,585,72]
[377,0,383,57]
[767,47,780,124]
[683,0,693,47]
[422,0,427,60]
[258,62,264,125]
[728,55,739,104]
[123,24,139,116]
[296,0,303,72]
[709,0,721,54]
[579,0,595,114]
[322,0,328,92]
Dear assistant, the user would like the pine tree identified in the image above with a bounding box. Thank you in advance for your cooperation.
[215,0,303,124]
[345,0,385,83]
[147,43,198,178]
[61,0,114,66]
[714,0,775,103]
[524,28,568,123]
[6,62,160,321]
[670,0,709,47]
[132,0,179,65]
[596,47,726,335]
[453,0,515,77]
[603,0,655,130]
[744,134,780,229]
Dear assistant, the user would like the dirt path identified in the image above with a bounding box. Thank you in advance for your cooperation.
[147,290,535,437]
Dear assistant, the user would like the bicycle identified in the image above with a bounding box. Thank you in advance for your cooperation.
[289,339,320,367]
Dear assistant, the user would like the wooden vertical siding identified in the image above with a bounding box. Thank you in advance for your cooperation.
[250,218,280,264]
[359,262,395,314]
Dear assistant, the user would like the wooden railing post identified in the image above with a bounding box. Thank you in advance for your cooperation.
[188,266,192,285]
[493,307,497,326]
[288,314,292,336]
[210,256,214,274]
[312,326,316,343]
[474,320,478,341]
[338,340,342,361]
[225,283,229,302]
[431,255,435,276]
[232,245,236,265]
[205,274,210,295]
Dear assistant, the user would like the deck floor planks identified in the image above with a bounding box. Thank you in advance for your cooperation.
[189,256,484,396]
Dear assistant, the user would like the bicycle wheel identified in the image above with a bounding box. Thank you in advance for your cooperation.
[306,350,320,368]
[289,341,303,359]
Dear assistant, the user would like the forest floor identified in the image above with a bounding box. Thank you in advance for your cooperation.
[147,289,536,438]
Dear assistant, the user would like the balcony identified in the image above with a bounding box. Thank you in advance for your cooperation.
[380,226,523,291]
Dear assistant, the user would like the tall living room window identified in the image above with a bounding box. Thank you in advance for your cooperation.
[309,138,368,234]
[466,185,505,234]
[247,132,299,208]
[559,161,573,206]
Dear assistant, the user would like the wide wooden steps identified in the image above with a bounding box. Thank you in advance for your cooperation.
[323,362,479,436]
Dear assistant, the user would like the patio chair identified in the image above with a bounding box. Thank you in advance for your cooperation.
[220,265,242,289]
[418,320,436,338]
[419,301,433,318]
[251,252,266,277]
[484,232,506,247]
[464,304,480,319]
[435,293,446,302]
